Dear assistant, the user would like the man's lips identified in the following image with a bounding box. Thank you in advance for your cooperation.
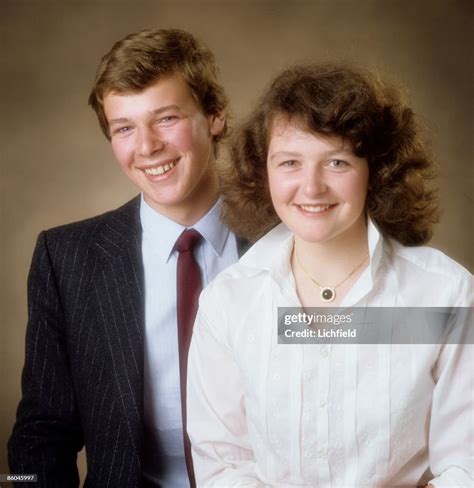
[140,157,180,176]
[296,203,338,214]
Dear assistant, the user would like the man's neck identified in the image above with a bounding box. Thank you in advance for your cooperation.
[143,189,220,227]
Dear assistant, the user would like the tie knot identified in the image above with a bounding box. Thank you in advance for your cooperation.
[175,229,202,253]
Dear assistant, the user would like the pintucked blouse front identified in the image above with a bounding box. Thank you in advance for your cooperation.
[187,220,473,487]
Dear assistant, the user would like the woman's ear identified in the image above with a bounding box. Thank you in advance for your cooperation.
[209,111,226,136]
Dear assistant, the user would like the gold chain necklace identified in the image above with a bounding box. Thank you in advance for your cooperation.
[294,248,369,302]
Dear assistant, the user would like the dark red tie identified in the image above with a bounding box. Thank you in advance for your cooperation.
[175,229,202,488]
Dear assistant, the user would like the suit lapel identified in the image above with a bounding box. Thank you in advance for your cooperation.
[91,197,250,458]
[93,196,145,453]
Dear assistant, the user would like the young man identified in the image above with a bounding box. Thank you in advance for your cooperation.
[8,28,247,488]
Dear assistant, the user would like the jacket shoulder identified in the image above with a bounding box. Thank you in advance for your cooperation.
[43,197,140,242]
[31,197,140,276]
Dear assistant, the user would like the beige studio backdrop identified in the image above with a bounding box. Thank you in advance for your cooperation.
[2,0,472,483]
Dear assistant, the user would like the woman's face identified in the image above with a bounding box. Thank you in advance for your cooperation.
[266,117,369,246]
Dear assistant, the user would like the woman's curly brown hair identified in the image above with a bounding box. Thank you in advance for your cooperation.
[221,63,439,245]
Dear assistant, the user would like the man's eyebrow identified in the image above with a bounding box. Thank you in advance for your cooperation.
[108,105,182,125]
[151,105,182,116]
[108,117,130,125]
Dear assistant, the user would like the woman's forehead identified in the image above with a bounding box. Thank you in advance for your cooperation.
[268,116,352,151]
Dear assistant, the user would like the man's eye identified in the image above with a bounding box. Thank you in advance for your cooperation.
[116,126,131,134]
[160,116,178,123]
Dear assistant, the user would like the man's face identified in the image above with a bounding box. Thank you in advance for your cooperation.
[104,75,225,225]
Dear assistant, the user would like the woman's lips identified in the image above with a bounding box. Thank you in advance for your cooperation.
[296,203,338,215]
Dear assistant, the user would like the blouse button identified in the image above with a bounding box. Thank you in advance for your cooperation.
[304,369,315,379]
[317,447,328,458]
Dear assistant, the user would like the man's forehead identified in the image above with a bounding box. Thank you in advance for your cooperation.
[103,75,198,119]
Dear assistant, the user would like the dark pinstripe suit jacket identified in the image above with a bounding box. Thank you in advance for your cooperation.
[8,196,249,488]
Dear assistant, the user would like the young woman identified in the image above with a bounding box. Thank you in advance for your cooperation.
[187,64,473,487]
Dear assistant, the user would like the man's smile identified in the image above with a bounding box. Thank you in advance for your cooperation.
[141,157,180,176]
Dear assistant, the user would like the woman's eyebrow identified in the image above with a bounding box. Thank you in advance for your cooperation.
[269,151,302,160]
[269,148,354,160]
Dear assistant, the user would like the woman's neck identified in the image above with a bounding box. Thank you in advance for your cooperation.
[291,220,370,307]
[293,223,369,286]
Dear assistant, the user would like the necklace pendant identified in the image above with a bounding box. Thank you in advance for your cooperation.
[320,287,336,302]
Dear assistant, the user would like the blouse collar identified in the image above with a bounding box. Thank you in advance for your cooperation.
[240,216,385,305]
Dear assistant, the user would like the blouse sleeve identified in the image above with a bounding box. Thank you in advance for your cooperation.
[427,301,474,487]
[187,286,266,487]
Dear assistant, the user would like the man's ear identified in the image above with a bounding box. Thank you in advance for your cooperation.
[209,111,225,136]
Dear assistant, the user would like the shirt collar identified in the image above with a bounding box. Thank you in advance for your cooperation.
[341,217,383,306]
[140,194,229,262]
[240,223,294,279]
[240,216,385,284]
[367,216,383,279]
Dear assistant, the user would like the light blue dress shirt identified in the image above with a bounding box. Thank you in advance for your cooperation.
[140,194,239,487]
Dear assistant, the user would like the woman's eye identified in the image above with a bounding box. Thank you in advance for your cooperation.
[281,160,298,167]
[329,159,347,168]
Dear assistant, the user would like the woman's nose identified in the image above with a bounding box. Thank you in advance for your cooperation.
[302,165,328,197]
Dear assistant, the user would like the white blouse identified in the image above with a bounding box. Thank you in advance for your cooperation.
[187,220,473,487]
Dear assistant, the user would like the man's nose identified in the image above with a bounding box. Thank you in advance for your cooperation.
[137,127,165,157]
